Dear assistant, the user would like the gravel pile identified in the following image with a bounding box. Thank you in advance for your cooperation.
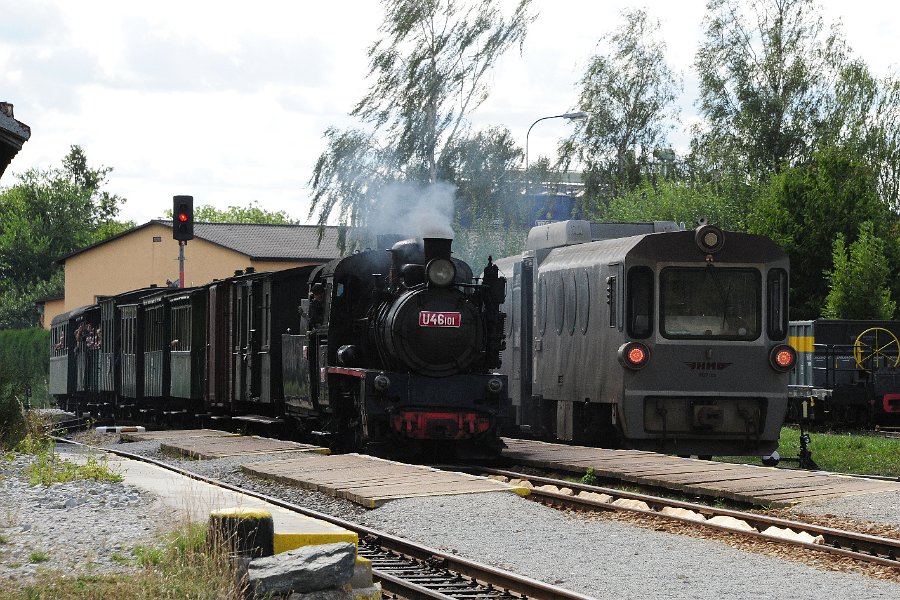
[92,435,900,600]
[0,452,170,583]
[791,490,900,526]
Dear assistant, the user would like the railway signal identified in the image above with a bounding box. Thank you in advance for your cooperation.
[173,195,194,241]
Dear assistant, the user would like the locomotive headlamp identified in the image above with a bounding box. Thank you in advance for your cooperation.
[694,220,725,254]
[373,373,391,392]
[618,341,650,370]
[426,258,456,287]
[487,377,504,394]
[769,344,796,373]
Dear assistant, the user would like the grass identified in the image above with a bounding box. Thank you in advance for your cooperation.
[28,551,50,563]
[717,425,900,477]
[0,523,246,600]
[26,452,122,486]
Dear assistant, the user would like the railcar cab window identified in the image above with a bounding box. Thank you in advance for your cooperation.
[660,267,761,340]
[627,267,653,339]
[767,269,788,340]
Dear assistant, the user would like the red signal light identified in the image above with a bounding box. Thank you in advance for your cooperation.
[178,212,188,222]
[619,341,650,370]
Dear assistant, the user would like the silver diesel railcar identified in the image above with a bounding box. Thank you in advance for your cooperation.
[495,220,794,457]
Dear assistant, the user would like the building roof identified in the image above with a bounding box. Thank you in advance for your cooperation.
[57,220,343,263]
[0,102,31,179]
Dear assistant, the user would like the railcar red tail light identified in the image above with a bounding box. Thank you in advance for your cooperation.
[769,344,796,373]
[618,341,650,370]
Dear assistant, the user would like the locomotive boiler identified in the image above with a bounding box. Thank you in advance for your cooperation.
[494,219,794,458]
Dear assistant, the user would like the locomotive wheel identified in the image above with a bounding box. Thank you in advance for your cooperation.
[853,327,900,370]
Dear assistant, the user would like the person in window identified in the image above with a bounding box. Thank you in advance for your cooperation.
[308,283,325,327]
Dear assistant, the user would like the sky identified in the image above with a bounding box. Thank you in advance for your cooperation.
[2,0,898,226]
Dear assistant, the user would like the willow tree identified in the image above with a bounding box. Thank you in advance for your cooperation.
[308,0,535,243]
[560,8,680,205]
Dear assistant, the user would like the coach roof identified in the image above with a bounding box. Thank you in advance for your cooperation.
[56,220,343,263]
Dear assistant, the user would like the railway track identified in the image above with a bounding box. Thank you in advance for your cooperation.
[460,466,900,569]
[54,438,592,600]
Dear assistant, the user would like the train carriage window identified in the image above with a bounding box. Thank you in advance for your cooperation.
[554,274,565,336]
[660,267,761,340]
[767,269,788,340]
[578,270,590,335]
[627,267,653,339]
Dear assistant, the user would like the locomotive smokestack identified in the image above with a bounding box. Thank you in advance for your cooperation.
[423,237,452,262]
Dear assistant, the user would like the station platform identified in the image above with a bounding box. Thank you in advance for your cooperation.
[501,438,900,507]
[58,447,357,554]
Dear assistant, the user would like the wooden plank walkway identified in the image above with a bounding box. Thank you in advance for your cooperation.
[159,435,329,460]
[243,453,529,508]
[120,429,235,442]
[501,438,900,507]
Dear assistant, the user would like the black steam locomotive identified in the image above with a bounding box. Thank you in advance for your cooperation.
[50,236,508,456]
[493,219,794,458]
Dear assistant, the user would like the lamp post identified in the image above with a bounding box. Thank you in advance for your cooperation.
[525,111,587,192]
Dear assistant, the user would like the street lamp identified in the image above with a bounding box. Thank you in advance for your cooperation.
[525,111,588,192]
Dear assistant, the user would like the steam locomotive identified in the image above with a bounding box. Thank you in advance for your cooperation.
[493,219,794,458]
[50,236,509,456]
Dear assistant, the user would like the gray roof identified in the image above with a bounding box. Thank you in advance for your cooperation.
[155,220,342,261]
[57,220,343,263]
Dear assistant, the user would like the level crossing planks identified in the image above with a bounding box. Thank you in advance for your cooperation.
[501,438,900,507]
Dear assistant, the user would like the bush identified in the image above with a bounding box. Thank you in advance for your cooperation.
[0,369,28,450]
[0,327,51,407]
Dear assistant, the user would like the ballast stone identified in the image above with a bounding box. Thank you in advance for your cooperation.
[248,542,356,597]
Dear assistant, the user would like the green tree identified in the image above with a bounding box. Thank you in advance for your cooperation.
[823,222,897,319]
[437,126,524,224]
[605,180,745,230]
[749,144,893,317]
[560,9,680,203]
[163,200,299,224]
[693,0,845,180]
[308,0,535,244]
[0,146,128,328]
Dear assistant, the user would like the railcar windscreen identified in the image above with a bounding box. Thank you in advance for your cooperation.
[659,267,761,340]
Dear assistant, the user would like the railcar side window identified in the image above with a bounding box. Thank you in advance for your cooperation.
[538,277,547,336]
[606,276,617,328]
[577,270,590,335]
[660,267,761,340]
[627,267,653,339]
[767,269,788,340]
[554,274,566,336]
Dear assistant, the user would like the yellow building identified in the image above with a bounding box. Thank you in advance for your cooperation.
[37,220,342,329]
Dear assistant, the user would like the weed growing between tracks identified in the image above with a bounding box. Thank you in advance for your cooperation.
[1,523,248,600]
[717,426,900,477]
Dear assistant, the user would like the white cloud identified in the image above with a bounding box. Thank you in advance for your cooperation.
[2,0,898,226]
